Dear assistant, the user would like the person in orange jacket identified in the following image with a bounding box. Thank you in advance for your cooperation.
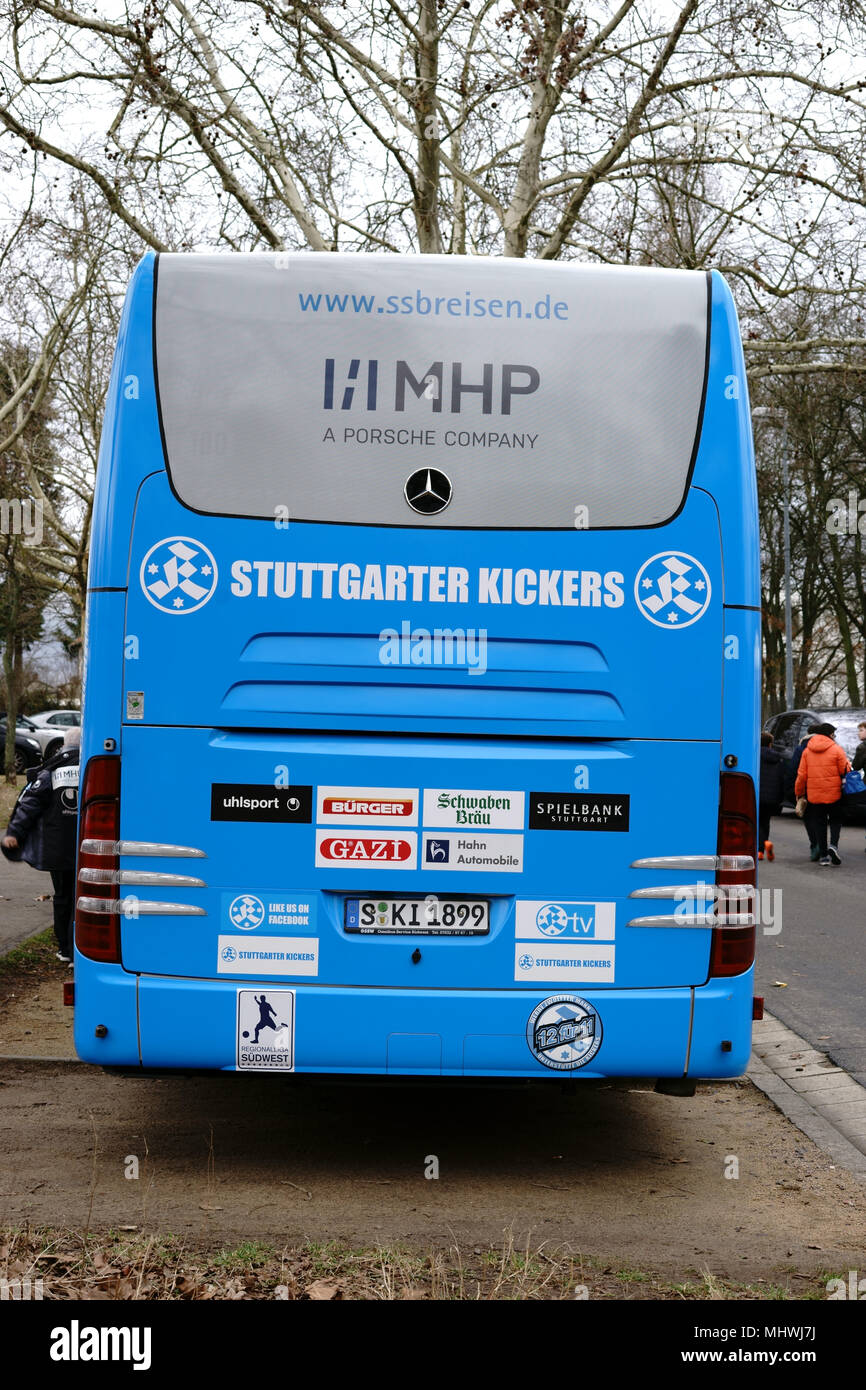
[794,722,851,865]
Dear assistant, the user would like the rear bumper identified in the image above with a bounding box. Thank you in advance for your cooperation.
[72,960,754,1078]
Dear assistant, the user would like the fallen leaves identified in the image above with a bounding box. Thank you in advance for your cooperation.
[305,1279,343,1300]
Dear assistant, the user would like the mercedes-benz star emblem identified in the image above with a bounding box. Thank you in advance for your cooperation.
[404,468,452,515]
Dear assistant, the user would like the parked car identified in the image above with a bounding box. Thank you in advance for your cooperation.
[0,723,45,775]
[28,708,81,729]
[0,713,65,760]
[763,706,866,821]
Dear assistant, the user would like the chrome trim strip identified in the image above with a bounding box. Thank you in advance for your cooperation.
[629,883,719,900]
[79,868,207,887]
[80,839,207,859]
[630,855,754,871]
[77,896,207,917]
[626,913,755,929]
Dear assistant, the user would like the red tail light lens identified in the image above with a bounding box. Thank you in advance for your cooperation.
[75,755,121,962]
[710,771,756,977]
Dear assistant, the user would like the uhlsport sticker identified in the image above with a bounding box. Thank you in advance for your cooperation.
[529,793,629,831]
[219,936,319,976]
[315,830,417,869]
[316,786,418,825]
[422,788,524,829]
[634,551,711,629]
[211,784,312,822]
[515,944,615,983]
[516,900,615,941]
[140,536,219,614]
[422,832,523,872]
[236,989,294,1071]
[526,994,602,1071]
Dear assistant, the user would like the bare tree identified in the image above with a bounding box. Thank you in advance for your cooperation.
[3,0,866,714]
[0,1,863,288]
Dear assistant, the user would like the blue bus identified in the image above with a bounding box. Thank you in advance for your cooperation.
[74,252,760,1082]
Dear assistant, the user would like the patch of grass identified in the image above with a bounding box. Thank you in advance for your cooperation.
[0,1226,839,1301]
[613,1266,652,1284]
[0,928,56,982]
[211,1240,273,1271]
[302,1239,365,1277]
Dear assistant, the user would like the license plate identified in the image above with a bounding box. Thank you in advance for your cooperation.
[344,896,489,936]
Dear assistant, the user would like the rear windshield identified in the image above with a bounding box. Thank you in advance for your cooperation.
[154,253,709,530]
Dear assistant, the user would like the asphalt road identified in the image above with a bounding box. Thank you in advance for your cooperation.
[0,853,54,954]
[754,809,866,1087]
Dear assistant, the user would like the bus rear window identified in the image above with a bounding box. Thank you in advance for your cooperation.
[154,254,709,530]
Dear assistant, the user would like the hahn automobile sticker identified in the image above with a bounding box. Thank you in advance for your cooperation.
[422,789,524,830]
[516,901,615,941]
[422,832,523,872]
[316,786,418,825]
[529,793,629,831]
[526,994,603,1071]
[137,548,713,624]
[219,936,319,976]
[315,830,417,869]
[222,894,316,931]
[515,945,615,984]
[236,989,294,1071]
[211,784,312,822]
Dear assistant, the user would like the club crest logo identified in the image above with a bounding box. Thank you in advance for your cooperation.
[634,552,711,629]
[228,895,266,931]
[526,994,602,1071]
[140,537,218,614]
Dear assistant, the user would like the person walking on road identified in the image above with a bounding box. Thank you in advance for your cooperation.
[794,722,850,866]
[758,732,785,861]
[789,724,821,860]
[0,728,80,962]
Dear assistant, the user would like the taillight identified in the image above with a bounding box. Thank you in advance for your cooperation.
[75,755,121,962]
[710,771,756,977]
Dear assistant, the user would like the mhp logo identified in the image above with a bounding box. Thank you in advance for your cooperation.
[323,359,540,414]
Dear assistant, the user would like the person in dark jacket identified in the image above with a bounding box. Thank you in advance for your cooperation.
[1,729,80,962]
[758,732,785,860]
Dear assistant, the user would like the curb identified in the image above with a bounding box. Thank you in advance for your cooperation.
[748,1012,866,1177]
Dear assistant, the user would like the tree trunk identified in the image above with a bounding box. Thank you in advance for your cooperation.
[414,0,443,253]
[3,559,19,784]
